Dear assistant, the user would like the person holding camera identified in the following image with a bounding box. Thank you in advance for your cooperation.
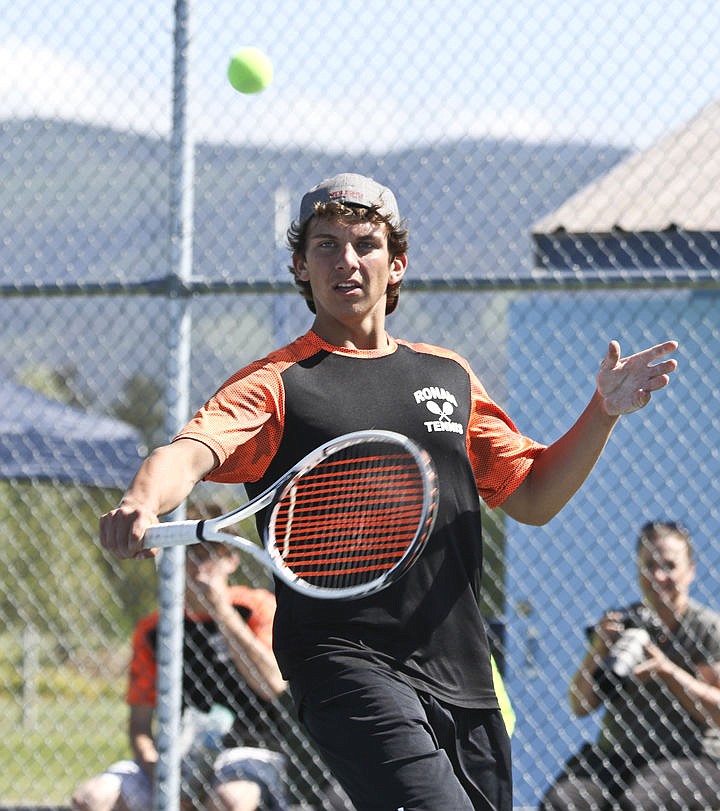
[540,520,720,810]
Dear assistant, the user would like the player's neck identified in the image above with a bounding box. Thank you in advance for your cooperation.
[311,314,391,351]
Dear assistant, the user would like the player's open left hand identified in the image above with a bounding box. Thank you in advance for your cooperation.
[597,340,678,416]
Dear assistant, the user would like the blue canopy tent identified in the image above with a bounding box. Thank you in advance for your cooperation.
[0,376,146,488]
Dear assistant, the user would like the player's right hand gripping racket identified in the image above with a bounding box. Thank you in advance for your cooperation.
[143,430,438,600]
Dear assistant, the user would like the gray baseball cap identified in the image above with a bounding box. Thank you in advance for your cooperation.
[298,173,400,228]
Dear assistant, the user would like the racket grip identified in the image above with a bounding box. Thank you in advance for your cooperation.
[143,520,202,550]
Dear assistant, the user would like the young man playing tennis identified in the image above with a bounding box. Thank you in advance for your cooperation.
[101,173,678,811]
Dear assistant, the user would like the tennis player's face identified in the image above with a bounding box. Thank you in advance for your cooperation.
[295,217,406,342]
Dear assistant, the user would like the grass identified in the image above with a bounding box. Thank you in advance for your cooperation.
[0,636,131,805]
[0,695,130,804]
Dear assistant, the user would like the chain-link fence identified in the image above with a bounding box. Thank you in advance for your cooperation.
[2,1,720,809]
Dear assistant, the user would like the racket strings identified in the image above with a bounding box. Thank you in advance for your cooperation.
[271,450,429,587]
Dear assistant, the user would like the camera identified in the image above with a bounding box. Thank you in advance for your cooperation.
[606,627,650,678]
[588,604,661,693]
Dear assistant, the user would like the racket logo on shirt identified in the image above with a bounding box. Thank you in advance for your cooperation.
[426,401,454,422]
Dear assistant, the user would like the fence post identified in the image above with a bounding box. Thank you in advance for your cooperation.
[22,624,38,729]
[153,1,195,811]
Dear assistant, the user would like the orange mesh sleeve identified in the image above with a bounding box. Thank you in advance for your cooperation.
[466,369,545,508]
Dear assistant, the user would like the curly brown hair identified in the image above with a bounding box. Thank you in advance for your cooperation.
[286,201,409,315]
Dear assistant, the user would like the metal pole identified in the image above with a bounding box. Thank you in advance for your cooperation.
[21,625,38,729]
[154,1,195,810]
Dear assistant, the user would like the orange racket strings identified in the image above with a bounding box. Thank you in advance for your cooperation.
[272,450,428,584]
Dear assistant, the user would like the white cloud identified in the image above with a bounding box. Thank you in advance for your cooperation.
[0,38,170,136]
[191,88,577,153]
[0,37,642,152]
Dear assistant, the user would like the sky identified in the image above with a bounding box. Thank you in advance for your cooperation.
[1,0,719,153]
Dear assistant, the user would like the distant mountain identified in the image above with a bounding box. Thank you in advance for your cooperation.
[0,118,627,411]
[0,118,627,287]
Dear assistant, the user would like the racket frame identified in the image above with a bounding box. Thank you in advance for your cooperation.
[143,429,437,599]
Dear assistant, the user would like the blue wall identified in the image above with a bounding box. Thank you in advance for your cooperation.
[503,290,720,808]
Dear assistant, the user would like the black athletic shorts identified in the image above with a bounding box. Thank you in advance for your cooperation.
[290,660,512,811]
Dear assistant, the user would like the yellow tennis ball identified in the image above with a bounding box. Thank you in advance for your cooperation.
[227,47,273,94]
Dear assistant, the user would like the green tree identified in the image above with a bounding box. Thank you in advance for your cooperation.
[111,373,166,450]
[17,363,89,408]
[0,482,155,642]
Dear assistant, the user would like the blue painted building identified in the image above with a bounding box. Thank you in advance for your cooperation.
[504,100,720,807]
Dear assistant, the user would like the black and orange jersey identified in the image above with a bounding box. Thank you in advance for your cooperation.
[127,585,281,747]
[176,330,545,708]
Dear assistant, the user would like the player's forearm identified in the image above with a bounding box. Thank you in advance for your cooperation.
[505,391,618,525]
[101,440,217,559]
[121,440,215,517]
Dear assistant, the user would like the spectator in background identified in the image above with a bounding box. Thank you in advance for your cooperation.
[71,507,290,811]
[540,520,720,810]
[73,501,352,810]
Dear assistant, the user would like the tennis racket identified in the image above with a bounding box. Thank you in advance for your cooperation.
[143,429,438,600]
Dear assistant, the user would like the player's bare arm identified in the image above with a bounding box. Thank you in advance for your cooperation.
[501,340,678,526]
[100,438,217,560]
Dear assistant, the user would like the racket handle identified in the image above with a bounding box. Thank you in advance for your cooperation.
[143,520,202,550]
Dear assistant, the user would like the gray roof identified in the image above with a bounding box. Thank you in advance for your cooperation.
[533,99,720,234]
